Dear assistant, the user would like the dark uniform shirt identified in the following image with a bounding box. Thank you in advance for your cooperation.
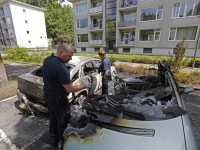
[43,55,71,95]
[98,57,111,76]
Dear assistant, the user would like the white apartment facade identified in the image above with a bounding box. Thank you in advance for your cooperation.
[0,0,48,50]
[68,0,200,56]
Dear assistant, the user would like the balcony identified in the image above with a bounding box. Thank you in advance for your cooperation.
[89,24,103,32]
[118,20,136,29]
[117,39,135,46]
[118,0,137,12]
[89,6,103,17]
[90,40,103,45]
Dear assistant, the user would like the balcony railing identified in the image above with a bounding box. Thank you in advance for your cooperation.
[90,40,103,45]
[118,20,136,28]
[89,6,103,14]
[119,0,138,8]
[117,39,135,45]
[1,23,7,28]
[89,24,103,30]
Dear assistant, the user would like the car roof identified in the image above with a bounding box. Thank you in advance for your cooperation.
[68,56,99,66]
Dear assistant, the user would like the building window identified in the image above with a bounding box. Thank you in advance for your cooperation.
[10,39,16,45]
[94,47,100,52]
[23,9,26,13]
[122,12,136,21]
[93,18,102,28]
[40,36,42,38]
[27,31,29,34]
[8,28,14,36]
[25,20,28,24]
[123,48,130,53]
[28,40,31,44]
[143,48,152,53]
[92,1,102,8]
[93,34,102,40]
[78,34,88,42]
[122,0,137,7]
[139,28,161,41]
[172,1,200,18]
[3,4,10,13]
[81,47,86,52]
[6,17,11,25]
[140,6,163,21]
[77,18,88,28]
[121,31,135,41]
[76,2,87,14]
[169,26,197,40]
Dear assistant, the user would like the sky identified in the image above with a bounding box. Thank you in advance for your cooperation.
[63,0,72,6]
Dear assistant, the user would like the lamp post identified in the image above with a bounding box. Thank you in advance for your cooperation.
[192,16,200,68]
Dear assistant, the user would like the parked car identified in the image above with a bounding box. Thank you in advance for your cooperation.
[16,56,117,114]
[63,60,197,150]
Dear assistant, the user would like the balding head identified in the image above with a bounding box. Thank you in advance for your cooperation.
[56,43,74,63]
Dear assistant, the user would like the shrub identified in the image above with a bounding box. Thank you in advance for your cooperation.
[108,55,116,65]
[167,37,189,73]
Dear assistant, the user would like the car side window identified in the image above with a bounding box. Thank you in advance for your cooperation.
[83,62,96,76]
[72,70,79,82]
[32,66,43,77]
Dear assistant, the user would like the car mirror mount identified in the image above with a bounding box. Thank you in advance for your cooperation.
[180,86,194,94]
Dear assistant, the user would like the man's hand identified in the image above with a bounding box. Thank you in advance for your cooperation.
[84,82,92,88]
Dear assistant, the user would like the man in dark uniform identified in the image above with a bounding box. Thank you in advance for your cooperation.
[98,49,111,95]
[43,43,91,150]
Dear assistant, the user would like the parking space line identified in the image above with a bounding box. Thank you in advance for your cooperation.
[0,129,19,150]
[0,95,17,103]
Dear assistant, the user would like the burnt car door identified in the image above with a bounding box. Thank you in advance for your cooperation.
[92,60,102,90]
[18,66,44,102]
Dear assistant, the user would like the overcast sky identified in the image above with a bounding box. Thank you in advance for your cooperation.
[63,0,72,6]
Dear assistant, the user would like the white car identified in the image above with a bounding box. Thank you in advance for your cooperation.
[63,60,197,150]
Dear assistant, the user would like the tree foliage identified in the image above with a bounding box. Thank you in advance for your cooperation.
[17,0,65,8]
[45,2,74,44]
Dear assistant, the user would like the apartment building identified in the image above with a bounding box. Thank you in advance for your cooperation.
[68,0,200,56]
[0,0,48,50]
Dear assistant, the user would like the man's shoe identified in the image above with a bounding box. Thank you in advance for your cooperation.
[57,140,63,150]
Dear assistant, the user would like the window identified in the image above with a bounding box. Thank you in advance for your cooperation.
[140,28,161,41]
[40,36,42,38]
[8,28,14,36]
[172,1,200,18]
[143,48,152,53]
[93,34,102,40]
[92,1,102,7]
[23,9,26,13]
[94,47,100,52]
[78,34,88,42]
[28,40,31,44]
[123,0,137,7]
[27,31,29,34]
[93,18,102,28]
[10,39,16,45]
[121,31,135,41]
[140,6,163,21]
[122,13,136,21]
[77,18,88,28]
[169,26,197,40]
[6,17,11,25]
[76,2,87,14]
[25,20,28,24]
[81,47,86,52]
[123,48,130,53]
[3,4,10,13]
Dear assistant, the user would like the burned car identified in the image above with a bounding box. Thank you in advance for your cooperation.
[16,56,117,114]
[63,60,197,150]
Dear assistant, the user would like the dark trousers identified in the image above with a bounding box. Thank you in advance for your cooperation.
[102,76,109,94]
[45,94,71,142]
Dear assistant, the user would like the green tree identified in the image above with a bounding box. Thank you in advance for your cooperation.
[45,2,74,44]
[17,0,65,8]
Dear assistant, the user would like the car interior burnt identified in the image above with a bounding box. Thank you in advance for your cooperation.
[32,65,74,77]
[69,61,189,129]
